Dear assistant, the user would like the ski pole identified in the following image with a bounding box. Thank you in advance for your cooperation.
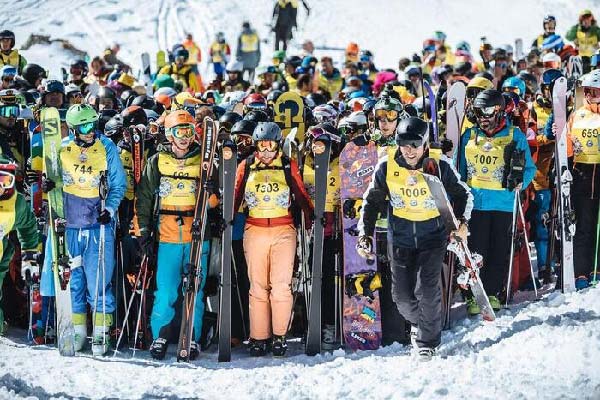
[517,193,538,298]
[505,190,518,307]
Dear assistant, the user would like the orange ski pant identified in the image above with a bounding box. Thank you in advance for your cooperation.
[243,223,296,340]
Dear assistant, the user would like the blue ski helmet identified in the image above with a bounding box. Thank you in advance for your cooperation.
[501,76,526,99]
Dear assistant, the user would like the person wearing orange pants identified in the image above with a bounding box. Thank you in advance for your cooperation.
[233,122,313,357]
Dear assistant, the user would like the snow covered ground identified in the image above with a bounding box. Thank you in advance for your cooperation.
[1,287,599,399]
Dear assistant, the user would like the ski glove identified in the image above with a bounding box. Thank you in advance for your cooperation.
[41,177,55,193]
[451,222,469,244]
[21,251,41,283]
[356,235,375,260]
[97,209,112,225]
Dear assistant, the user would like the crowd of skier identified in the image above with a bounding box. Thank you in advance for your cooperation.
[0,5,598,362]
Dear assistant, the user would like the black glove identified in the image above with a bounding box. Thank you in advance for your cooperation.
[138,231,154,258]
[204,179,218,196]
[97,209,112,225]
[343,199,357,219]
[41,177,55,193]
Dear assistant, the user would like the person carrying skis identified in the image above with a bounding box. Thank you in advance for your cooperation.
[233,121,313,357]
[0,30,27,75]
[458,90,536,312]
[0,161,40,336]
[136,109,216,360]
[567,69,600,289]
[41,104,126,355]
[357,117,472,359]
[566,10,600,73]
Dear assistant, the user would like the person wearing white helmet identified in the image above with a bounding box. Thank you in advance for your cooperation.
[567,69,600,289]
[223,59,250,93]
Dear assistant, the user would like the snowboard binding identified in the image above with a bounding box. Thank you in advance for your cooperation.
[345,271,382,300]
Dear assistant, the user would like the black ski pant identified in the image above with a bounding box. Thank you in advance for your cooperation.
[376,232,407,345]
[390,243,445,349]
[231,240,250,340]
[468,210,513,297]
[573,194,599,278]
[275,28,291,51]
[321,237,340,328]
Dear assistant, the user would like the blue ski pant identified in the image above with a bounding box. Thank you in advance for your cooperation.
[150,241,210,342]
[533,189,551,270]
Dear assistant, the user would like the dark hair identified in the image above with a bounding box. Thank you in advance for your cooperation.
[297,74,312,90]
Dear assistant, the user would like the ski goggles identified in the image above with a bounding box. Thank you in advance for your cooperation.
[0,105,19,118]
[374,109,399,122]
[0,170,15,190]
[219,120,235,133]
[234,134,252,147]
[256,140,278,152]
[338,124,358,137]
[245,102,268,111]
[473,105,501,118]
[175,56,187,64]
[171,124,195,139]
[397,138,426,148]
[307,126,341,143]
[75,121,96,135]
[502,87,520,95]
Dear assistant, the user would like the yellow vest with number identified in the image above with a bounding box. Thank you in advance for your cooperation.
[240,32,259,53]
[465,128,514,190]
[571,108,600,164]
[245,156,290,218]
[210,42,227,63]
[120,147,135,201]
[157,152,200,208]
[303,156,340,212]
[386,151,440,222]
[60,140,107,198]
[534,103,552,131]
[0,50,22,72]
[577,30,598,57]
[0,193,17,257]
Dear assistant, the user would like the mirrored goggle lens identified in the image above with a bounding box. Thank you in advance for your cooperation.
[375,109,399,121]
[338,125,356,137]
[247,102,267,110]
[0,171,15,190]
[0,105,19,118]
[171,124,195,139]
[503,87,520,94]
[256,140,278,152]
[308,127,326,139]
[76,121,96,135]
[474,106,499,118]
[584,87,600,98]
[397,139,424,148]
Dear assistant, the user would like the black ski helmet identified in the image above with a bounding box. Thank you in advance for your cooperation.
[306,92,327,107]
[104,114,124,138]
[97,86,118,110]
[0,30,15,48]
[98,109,118,134]
[267,90,283,105]
[395,117,429,147]
[244,109,269,123]
[231,119,257,136]
[121,105,148,127]
[70,59,89,75]
[252,122,282,142]
[473,89,505,110]
[21,64,46,87]
[131,95,156,110]
[219,111,243,132]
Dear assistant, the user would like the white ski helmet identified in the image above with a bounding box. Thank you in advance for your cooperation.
[581,70,600,89]
[226,59,244,73]
[338,111,368,133]
[313,104,339,124]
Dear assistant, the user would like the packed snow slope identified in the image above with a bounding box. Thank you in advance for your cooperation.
[1,288,600,399]
[6,0,600,74]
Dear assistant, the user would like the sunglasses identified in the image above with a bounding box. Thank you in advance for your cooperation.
[0,170,15,190]
[0,105,19,118]
[502,87,520,94]
[496,62,508,69]
[171,124,195,139]
[474,105,500,118]
[75,121,96,135]
[375,109,399,122]
[398,139,424,148]
[256,140,278,152]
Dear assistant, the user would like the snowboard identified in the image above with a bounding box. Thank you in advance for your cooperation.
[339,141,382,350]
[218,139,237,362]
[177,117,218,362]
[273,91,306,143]
[156,50,166,71]
[305,139,332,356]
[29,121,43,218]
[552,77,576,293]
[514,38,524,62]
[421,162,496,321]
[41,107,76,356]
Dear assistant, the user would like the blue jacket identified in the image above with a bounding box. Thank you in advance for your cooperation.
[459,122,536,213]
[61,134,126,228]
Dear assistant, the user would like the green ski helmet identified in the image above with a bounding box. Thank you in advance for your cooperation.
[66,104,99,135]
[373,96,404,128]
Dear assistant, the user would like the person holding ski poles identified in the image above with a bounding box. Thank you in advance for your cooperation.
[357,117,473,359]
[233,121,313,357]
[42,104,126,355]
[458,90,536,311]
[136,110,217,360]
[568,69,600,289]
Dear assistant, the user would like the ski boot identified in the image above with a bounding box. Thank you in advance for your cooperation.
[487,296,501,311]
[248,338,270,357]
[321,324,337,350]
[418,347,436,361]
[149,338,168,360]
[91,313,112,356]
[189,341,200,361]
[465,297,480,315]
[272,335,288,357]
[409,324,418,348]
[575,276,590,291]
[72,313,87,351]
